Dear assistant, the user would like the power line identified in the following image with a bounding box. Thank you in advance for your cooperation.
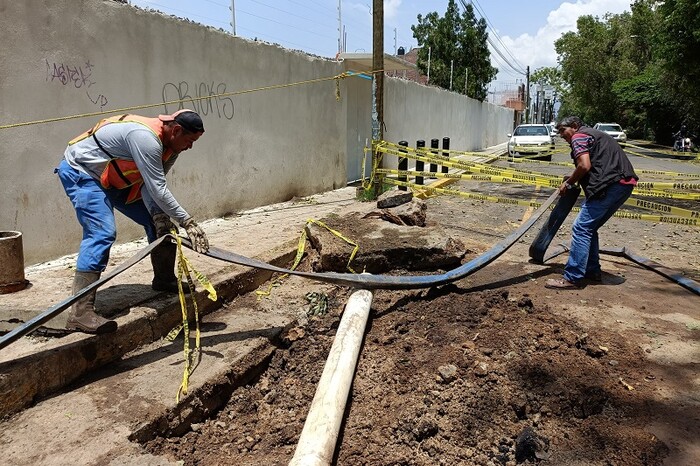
[246,0,336,30]
[469,0,526,71]
[458,0,526,76]
[237,8,336,40]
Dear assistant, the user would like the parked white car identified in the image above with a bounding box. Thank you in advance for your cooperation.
[593,123,627,147]
[507,124,555,161]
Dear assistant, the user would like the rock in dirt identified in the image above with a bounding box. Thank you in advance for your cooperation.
[437,364,458,383]
[514,426,549,462]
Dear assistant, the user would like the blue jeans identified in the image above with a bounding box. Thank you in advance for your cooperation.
[56,160,156,272]
[564,182,634,283]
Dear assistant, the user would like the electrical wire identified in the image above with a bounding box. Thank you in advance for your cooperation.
[458,0,526,76]
[469,0,526,72]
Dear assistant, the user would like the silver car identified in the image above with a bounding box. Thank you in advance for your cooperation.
[593,123,627,147]
[507,124,555,161]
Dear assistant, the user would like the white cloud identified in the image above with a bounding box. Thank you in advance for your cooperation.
[495,0,630,80]
[384,0,402,20]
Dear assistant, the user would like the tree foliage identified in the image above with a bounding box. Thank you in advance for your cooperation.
[554,0,700,142]
[411,0,497,101]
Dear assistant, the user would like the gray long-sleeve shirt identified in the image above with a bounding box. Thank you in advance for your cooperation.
[63,121,189,223]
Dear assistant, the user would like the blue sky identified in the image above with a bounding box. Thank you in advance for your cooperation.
[128,0,631,91]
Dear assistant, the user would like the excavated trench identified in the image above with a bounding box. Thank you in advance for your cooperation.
[140,273,669,466]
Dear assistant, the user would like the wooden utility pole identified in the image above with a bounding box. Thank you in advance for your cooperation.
[371,0,384,199]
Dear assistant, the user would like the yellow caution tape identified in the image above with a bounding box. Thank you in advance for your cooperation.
[384,178,700,227]
[167,233,218,403]
[636,181,700,191]
[377,168,561,189]
[377,143,562,182]
[631,189,700,200]
[626,197,700,219]
[636,168,700,178]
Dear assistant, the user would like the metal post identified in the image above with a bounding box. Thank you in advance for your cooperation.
[430,138,439,176]
[442,137,450,173]
[398,141,408,191]
[449,60,454,91]
[229,0,236,36]
[337,0,342,55]
[427,47,431,84]
[415,140,425,185]
[525,65,530,123]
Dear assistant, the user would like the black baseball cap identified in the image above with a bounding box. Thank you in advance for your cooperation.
[159,109,204,134]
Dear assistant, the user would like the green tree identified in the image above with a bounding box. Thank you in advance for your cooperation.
[555,12,638,125]
[656,0,700,132]
[411,0,496,101]
[553,0,700,141]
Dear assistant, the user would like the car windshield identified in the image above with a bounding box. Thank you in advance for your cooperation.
[599,124,622,132]
[514,126,549,136]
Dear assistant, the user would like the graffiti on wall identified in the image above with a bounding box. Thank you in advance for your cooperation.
[45,59,109,108]
[161,81,234,120]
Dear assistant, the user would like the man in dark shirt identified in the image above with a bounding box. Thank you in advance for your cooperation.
[546,116,638,289]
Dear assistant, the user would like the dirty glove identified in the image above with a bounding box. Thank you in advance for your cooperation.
[152,213,176,238]
[181,217,209,253]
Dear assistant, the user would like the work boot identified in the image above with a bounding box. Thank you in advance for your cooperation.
[150,241,194,294]
[66,271,118,334]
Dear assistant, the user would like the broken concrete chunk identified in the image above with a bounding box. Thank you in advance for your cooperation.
[377,190,413,209]
[389,198,427,226]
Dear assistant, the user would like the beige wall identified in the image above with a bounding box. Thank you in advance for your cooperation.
[0,0,512,265]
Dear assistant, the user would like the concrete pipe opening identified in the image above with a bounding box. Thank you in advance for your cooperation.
[0,231,29,294]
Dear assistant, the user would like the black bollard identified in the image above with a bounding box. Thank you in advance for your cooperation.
[416,140,425,185]
[398,140,408,191]
[430,138,439,175]
[442,137,450,173]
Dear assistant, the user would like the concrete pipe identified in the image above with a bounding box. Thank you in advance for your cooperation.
[0,231,28,294]
[288,288,373,466]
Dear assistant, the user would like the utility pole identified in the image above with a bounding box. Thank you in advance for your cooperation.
[464,67,468,95]
[525,65,530,123]
[229,0,236,36]
[337,0,342,55]
[394,28,397,55]
[371,0,384,198]
[449,60,454,91]
[427,46,431,84]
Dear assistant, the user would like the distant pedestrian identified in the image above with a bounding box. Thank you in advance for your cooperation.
[56,109,210,333]
[546,116,638,289]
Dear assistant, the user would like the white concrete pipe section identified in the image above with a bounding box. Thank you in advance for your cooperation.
[288,288,374,466]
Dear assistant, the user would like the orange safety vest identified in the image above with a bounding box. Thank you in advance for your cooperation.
[68,114,174,203]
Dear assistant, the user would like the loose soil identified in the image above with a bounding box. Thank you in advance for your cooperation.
[145,182,700,466]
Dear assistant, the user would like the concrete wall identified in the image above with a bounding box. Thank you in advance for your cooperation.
[0,0,512,265]
[384,78,513,163]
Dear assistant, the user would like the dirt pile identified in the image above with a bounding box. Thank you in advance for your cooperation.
[146,287,668,465]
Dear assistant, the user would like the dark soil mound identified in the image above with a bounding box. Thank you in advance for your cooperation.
[146,287,668,465]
